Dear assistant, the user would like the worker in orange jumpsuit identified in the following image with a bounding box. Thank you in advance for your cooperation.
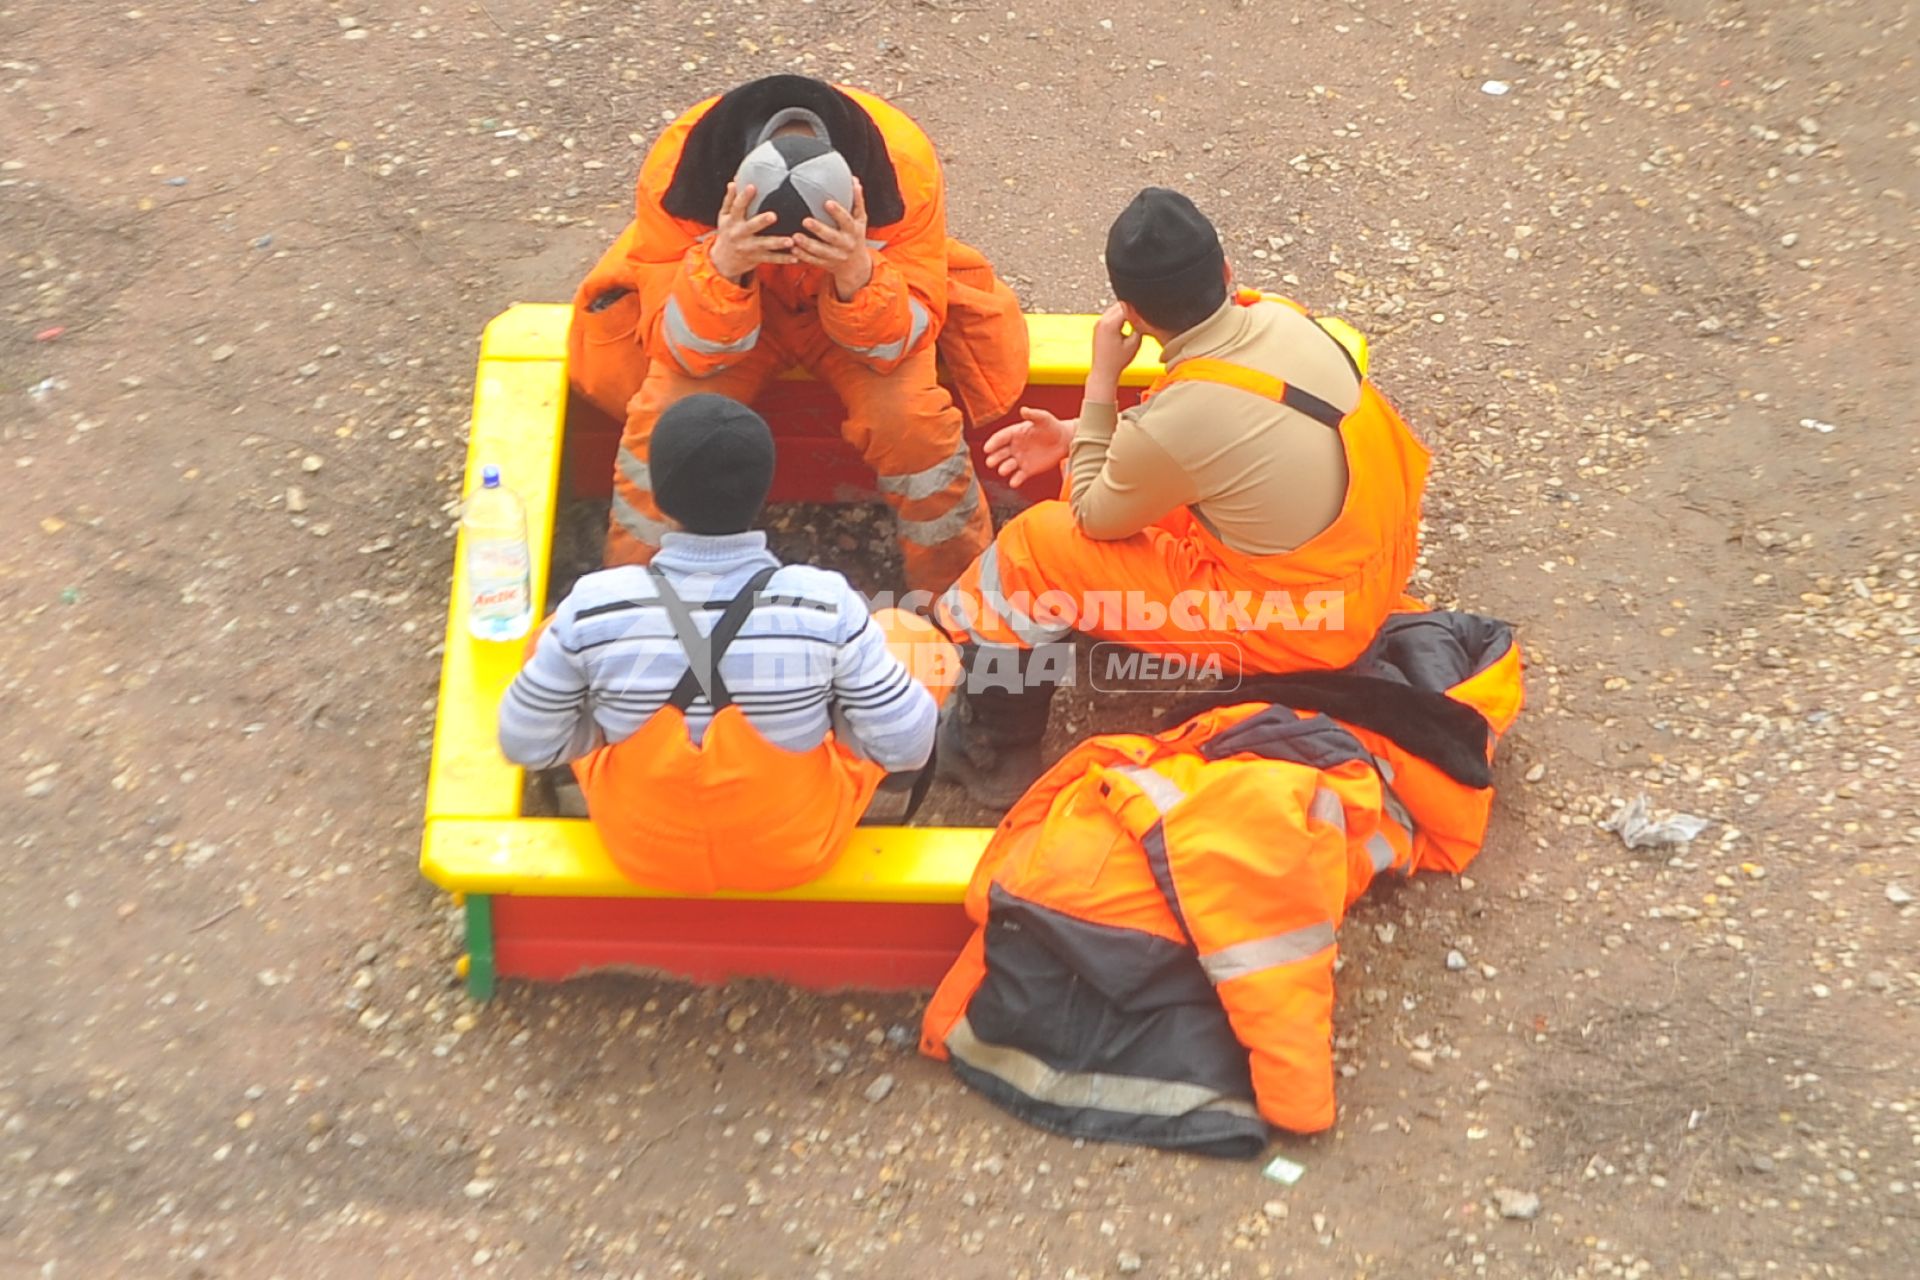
[568,75,1024,596]
[934,189,1432,806]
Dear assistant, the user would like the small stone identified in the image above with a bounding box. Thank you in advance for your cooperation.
[464,1178,496,1199]
[863,1073,896,1104]
[1524,763,1546,783]
[24,779,55,799]
[1409,1050,1437,1073]
[1262,1199,1289,1220]
[1445,949,1468,972]
[1493,1187,1541,1220]
[301,455,324,473]
[286,486,308,514]
[1866,971,1892,992]
[725,1007,751,1033]
[1481,80,1511,96]
[343,27,369,40]
[1887,884,1915,906]
[1116,1251,1143,1275]
[210,344,236,362]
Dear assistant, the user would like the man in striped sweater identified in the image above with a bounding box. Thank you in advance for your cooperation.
[498,394,953,894]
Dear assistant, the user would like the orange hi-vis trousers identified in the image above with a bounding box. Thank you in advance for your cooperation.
[606,309,991,598]
[572,605,958,895]
[936,501,1416,676]
[935,367,1429,676]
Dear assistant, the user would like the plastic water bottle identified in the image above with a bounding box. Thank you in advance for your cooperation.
[464,465,532,642]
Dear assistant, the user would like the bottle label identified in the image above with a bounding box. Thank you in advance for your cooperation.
[470,539,529,582]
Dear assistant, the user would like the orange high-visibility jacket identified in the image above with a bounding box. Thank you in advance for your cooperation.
[569,84,1026,428]
[920,610,1523,1153]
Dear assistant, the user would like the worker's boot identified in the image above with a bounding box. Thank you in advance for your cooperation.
[935,644,1061,811]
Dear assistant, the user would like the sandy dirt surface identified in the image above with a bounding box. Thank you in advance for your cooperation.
[3,0,1918,1276]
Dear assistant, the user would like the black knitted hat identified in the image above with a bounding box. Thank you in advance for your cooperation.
[649,395,777,535]
[1104,187,1227,316]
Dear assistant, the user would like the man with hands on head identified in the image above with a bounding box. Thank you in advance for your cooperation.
[935,188,1433,807]
[569,75,1027,596]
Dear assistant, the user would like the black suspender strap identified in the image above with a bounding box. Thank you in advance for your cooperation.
[652,565,781,712]
[1277,382,1348,431]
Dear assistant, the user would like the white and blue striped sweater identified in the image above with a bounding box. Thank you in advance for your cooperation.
[497,531,935,773]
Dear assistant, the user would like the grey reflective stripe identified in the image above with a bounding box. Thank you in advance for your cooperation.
[616,447,651,495]
[662,295,761,370]
[1200,921,1337,984]
[837,297,931,363]
[610,491,669,546]
[967,638,1027,662]
[973,542,1071,644]
[1366,831,1398,874]
[1308,785,1346,832]
[1367,752,1416,834]
[896,476,984,547]
[876,440,973,502]
[1381,783,1415,836]
[1113,765,1187,816]
[905,297,932,349]
[1137,820,1183,925]
[937,581,976,631]
[945,1017,1262,1123]
[1114,767,1192,939]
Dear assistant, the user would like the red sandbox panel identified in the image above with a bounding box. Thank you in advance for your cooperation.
[491,895,975,991]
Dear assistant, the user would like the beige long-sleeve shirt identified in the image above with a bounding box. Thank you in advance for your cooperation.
[1069,297,1362,556]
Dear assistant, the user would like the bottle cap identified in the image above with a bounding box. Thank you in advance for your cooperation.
[481,465,501,489]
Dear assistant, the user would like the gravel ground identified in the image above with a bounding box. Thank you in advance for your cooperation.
[2,0,1916,1276]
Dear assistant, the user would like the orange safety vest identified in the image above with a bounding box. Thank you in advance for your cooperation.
[571,567,886,894]
[921,609,1523,1149]
[1135,292,1432,668]
[568,84,1028,429]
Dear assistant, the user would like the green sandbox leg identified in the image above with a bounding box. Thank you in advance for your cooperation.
[464,894,497,1001]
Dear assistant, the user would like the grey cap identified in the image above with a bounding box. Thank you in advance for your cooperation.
[735,136,855,237]
[752,106,830,146]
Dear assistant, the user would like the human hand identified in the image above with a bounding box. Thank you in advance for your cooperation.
[984,407,1075,487]
[708,181,796,281]
[795,178,874,301]
[1087,301,1143,400]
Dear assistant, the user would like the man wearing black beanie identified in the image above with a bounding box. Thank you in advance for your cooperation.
[498,394,962,892]
[933,188,1434,808]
